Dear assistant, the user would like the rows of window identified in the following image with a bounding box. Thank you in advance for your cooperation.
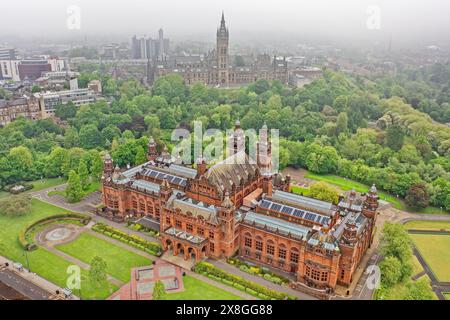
[243,235,299,264]
[173,219,214,239]
[305,265,329,282]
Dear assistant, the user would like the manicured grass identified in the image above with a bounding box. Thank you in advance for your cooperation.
[410,234,450,282]
[164,276,242,300]
[444,293,450,300]
[0,199,116,299]
[291,185,312,196]
[0,198,72,262]
[405,206,449,215]
[28,178,66,192]
[0,177,66,199]
[57,232,150,283]
[48,180,100,202]
[404,220,450,231]
[305,172,404,209]
[411,255,424,275]
[27,247,117,300]
[376,274,437,300]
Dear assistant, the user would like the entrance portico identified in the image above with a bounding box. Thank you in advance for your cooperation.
[162,227,209,262]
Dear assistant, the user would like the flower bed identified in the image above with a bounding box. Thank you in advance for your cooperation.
[227,257,290,285]
[193,261,296,300]
[91,223,163,257]
[19,213,91,251]
[127,222,159,237]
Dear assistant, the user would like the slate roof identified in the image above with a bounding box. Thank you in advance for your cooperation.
[243,210,310,239]
[205,151,260,196]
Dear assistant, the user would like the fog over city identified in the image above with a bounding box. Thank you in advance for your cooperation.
[1,0,450,47]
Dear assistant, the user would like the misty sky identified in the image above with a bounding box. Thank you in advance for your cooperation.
[1,0,450,45]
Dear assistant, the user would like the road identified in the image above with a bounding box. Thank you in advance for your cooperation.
[0,268,52,300]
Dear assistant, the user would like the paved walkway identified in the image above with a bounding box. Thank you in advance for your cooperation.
[40,239,124,287]
[0,255,76,300]
[207,259,317,300]
[187,270,257,300]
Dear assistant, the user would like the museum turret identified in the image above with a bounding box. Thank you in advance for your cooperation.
[147,137,158,161]
[103,152,114,178]
[218,192,237,257]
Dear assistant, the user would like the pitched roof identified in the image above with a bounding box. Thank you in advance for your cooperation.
[205,151,260,196]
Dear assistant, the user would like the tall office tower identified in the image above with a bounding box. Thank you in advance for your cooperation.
[158,28,165,59]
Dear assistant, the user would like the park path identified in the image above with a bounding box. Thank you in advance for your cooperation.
[42,244,124,287]
[207,259,316,300]
[186,270,257,300]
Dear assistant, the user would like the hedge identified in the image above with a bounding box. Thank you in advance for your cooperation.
[92,223,163,257]
[193,262,296,300]
[19,213,91,251]
[228,257,289,286]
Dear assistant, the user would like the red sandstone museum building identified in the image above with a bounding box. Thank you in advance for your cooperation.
[99,122,379,293]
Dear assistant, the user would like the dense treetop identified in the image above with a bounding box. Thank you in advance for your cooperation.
[1,63,449,210]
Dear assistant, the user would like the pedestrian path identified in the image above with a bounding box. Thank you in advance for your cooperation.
[207,259,316,300]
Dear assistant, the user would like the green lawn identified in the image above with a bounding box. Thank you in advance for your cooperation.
[57,232,150,283]
[411,255,424,275]
[404,220,450,231]
[291,185,311,196]
[305,172,403,210]
[444,293,450,300]
[0,199,116,299]
[28,178,66,192]
[48,180,101,202]
[27,247,117,300]
[0,177,66,199]
[410,234,450,282]
[164,276,242,300]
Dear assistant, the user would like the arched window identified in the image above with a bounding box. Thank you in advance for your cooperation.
[132,197,138,209]
[290,247,299,264]
[266,240,275,256]
[255,236,263,252]
[278,244,286,260]
[244,233,252,248]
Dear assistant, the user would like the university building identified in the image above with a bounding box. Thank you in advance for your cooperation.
[150,13,288,87]
[99,121,379,294]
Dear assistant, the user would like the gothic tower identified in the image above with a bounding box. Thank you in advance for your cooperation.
[217,11,229,86]
[257,122,272,175]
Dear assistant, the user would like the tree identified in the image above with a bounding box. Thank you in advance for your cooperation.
[44,147,69,178]
[135,146,147,165]
[385,124,404,151]
[55,102,77,120]
[152,280,166,300]
[90,152,104,180]
[402,278,434,300]
[79,124,103,149]
[380,222,413,265]
[89,256,107,288]
[405,183,429,208]
[305,144,339,174]
[308,182,340,204]
[0,195,31,216]
[78,159,90,190]
[379,256,402,287]
[66,170,83,203]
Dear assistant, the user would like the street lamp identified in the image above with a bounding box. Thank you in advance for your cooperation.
[23,251,31,272]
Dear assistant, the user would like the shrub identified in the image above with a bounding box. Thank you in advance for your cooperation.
[0,195,31,216]
[19,213,91,251]
[91,223,162,256]
[193,262,295,300]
